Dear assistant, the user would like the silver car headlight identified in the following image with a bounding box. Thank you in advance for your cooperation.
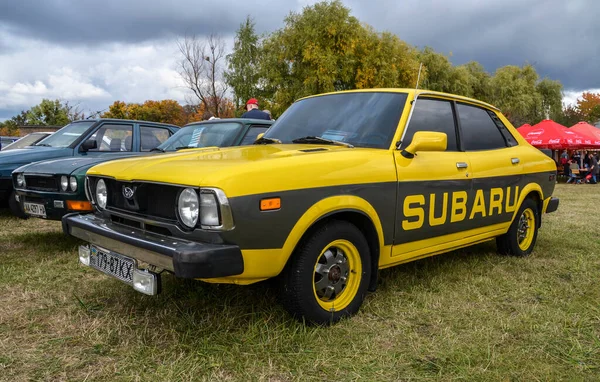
[69,176,77,192]
[60,175,68,192]
[178,188,199,228]
[16,173,25,188]
[96,179,107,209]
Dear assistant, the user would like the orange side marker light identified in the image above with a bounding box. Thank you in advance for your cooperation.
[260,197,281,211]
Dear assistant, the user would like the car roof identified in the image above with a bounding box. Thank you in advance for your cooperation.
[74,119,180,128]
[184,118,274,127]
[296,88,500,112]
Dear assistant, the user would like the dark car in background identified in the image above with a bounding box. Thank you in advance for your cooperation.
[1,132,54,151]
[12,118,273,221]
[0,119,179,217]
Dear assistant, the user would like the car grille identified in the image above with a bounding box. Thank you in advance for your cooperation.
[25,176,58,191]
[96,178,179,221]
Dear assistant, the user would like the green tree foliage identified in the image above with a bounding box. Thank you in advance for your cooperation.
[258,0,422,116]
[225,16,262,114]
[488,64,543,127]
[0,99,82,135]
[536,78,563,121]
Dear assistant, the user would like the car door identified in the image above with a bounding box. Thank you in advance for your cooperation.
[456,102,523,234]
[390,97,473,264]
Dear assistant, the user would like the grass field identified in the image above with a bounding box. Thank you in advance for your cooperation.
[1,183,599,381]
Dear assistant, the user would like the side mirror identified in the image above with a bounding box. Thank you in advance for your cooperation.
[80,139,97,152]
[401,131,447,158]
[256,133,265,141]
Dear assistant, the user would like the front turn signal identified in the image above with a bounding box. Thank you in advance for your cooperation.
[67,200,93,211]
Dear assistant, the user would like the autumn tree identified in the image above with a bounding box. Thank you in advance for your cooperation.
[101,100,188,125]
[225,16,262,113]
[0,99,83,135]
[177,33,229,117]
[575,92,600,123]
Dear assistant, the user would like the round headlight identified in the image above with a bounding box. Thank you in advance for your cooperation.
[60,175,68,191]
[69,176,77,192]
[178,188,199,228]
[16,173,25,187]
[96,179,107,209]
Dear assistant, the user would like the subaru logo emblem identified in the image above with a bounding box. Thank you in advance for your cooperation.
[122,186,135,199]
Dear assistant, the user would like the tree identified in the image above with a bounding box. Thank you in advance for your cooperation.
[259,0,365,115]
[488,64,542,126]
[225,16,262,113]
[575,92,600,123]
[177,33,229,117]
[25,99,71,125]
[536,78,563,120]
[101,100,189,125]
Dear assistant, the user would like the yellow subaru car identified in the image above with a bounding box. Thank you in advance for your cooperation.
[63,89,559,324]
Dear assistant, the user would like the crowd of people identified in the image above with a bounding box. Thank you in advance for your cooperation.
[560,150,600,184]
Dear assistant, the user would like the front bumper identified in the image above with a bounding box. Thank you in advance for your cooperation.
[62,213,244,278]
[16,188,89,220]
[545,197,559,213]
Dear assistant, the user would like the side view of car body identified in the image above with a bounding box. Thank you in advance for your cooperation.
[0,119,179,217]
[1,132,54,151]
[63,89,559,325]
[12,118,273,220]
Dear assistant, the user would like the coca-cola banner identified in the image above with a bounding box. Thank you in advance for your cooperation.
[517,120,600,150]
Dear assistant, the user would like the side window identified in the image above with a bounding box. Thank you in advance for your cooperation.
[487,110,518,146]
[401,98,458,151]
[88,124,133,152]
[457,103,508,150]
[140,126,172,151]
[240,126,270,145]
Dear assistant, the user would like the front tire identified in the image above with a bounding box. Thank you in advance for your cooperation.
[8,190,28,219]
[279,220,371,325]
[496,197,538,256]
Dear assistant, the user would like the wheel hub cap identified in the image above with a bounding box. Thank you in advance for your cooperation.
[517,213,529,243]
[314,247,350,301]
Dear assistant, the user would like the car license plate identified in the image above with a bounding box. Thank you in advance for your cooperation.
[24,202,46,218]
[89,246,135,284]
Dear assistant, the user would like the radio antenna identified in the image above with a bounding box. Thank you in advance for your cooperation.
[415,62,423,90]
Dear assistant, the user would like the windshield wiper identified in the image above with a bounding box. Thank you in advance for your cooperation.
[149,147,165,152]
[254,136,282,144]
[175,146,197,150]
[291,136,354,148]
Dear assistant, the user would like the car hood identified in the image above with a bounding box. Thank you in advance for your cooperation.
[0,146,74,176]
[87,145,395,197]
[18,152,148,176]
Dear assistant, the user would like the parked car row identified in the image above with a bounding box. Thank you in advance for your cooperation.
[2,89,560,325]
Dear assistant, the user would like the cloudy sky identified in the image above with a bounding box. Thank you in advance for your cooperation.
[0,0,598,121]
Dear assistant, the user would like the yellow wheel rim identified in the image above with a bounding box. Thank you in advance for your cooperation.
[312,239,362,312]
[517,208,535,251]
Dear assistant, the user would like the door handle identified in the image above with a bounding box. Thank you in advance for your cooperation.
[456,162,468,169]
[511,158,520,164]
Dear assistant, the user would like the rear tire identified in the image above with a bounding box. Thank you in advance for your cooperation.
[496,197,538,257]
[279,220,371,325]
[8,190,28,219]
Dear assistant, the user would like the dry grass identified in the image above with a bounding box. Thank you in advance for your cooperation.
[1,184,599,381]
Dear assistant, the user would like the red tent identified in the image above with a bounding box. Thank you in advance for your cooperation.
[517,119,600,149]
[569,122,600,145]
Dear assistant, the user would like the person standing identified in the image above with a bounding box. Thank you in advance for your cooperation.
[591,153,599,184]
[241,98,271,120]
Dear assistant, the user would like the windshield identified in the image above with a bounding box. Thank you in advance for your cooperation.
[263,92,408,149]
[35,121,96,148]
[2,133,48,150]
[157,122,244,151]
